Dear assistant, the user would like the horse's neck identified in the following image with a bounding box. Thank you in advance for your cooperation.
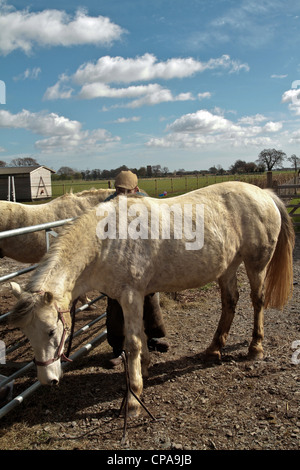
[27,212,99,304]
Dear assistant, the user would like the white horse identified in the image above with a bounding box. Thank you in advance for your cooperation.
[9,182,294,416]
[0,188,114,263]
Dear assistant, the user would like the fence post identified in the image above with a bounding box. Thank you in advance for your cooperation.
[266,171,273,188]
[0,341,5,364]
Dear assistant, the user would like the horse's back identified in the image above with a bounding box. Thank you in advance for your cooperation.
[95,182,283,294]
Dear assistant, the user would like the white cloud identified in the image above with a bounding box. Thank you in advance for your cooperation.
[282,87,300,115]
[198,92,212,100]
[0,109,120,153]
[288,129,300,144]
[35,129,120,153]
[271,74,288,79]
[113,116,141,123]
[0,5,125,55]
[72,53,249,86]
[49,80,195,108]
[238,114,267,125]
[146,109,283,149]
[43,75,74,100]
[13,67,41,81]
[263,121,283,132]
[0,109,81,135]
[166,110,236,134]
[44,53,248,108]
[78,83,158,100]
[125,88,194,109]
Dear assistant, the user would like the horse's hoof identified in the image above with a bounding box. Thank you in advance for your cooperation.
[203,349,221,363]
[247,349,264,360]
[107,355,123,369]
[128,403,141,417]
[148,338,169,353]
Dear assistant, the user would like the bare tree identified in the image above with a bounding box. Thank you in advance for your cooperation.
[152,165,162,176]
[256,148,286,171]
[10,157,40,167]
[287,154,300,172]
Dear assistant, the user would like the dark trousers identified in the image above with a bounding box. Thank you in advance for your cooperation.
[106,293,166,357]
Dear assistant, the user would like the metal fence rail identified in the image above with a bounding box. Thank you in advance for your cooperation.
[0,218,75,241]
[0,218,107,420]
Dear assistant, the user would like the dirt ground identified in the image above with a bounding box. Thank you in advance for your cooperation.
[0,235,300,452]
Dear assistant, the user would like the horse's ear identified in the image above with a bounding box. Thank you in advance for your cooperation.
[43,291,54,304]
[10,282,23,298]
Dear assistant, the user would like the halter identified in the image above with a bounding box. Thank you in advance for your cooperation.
[33,301,77,367]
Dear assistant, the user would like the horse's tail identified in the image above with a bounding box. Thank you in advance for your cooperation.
[264,190,295,309]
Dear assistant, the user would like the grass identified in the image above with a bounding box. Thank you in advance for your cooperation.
[52,174,264,198]
[51,172,294,199]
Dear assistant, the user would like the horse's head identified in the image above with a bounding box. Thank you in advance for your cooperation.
[10,282,71,386]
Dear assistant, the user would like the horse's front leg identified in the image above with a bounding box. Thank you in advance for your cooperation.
[121,289,149,416]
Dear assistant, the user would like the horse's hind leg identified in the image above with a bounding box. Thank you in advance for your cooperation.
[205,269,239,361]
[121,289,149,417]
[245,268,266,360]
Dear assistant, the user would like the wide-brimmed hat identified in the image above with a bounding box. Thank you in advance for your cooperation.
[114,170,138,190]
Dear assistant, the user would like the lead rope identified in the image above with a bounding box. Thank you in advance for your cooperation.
[119,350,156,443]
[65,299,78,359]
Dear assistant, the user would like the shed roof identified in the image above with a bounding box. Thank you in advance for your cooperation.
[0,165,55,175]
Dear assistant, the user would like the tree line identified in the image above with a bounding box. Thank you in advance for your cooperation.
[0,149,299,180]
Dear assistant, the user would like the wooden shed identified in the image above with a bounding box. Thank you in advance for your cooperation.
[0,166,55,202]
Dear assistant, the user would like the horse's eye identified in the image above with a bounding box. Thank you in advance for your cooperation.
[48,329,55,338]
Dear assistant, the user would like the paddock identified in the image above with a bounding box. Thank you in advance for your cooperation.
[0,222,300,450]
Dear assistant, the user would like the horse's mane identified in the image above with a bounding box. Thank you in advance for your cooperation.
[65,188,112,198]
[26,209,94,293]
[49,188,111,201]
[74,188,110,197]
[26,220,75,292]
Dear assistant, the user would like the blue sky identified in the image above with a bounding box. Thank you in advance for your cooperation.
[0,0,300,173]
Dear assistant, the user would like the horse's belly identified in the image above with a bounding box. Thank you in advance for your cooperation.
[0,233,46,263]
[145,249,228,294]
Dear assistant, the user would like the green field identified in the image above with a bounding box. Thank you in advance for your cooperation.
[52,172,294,199]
